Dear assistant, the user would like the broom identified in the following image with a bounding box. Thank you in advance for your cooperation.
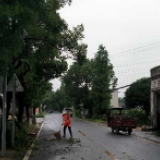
[54,124,63,139]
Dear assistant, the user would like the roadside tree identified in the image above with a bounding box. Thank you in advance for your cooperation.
[62,44,90,110]
[125,77,151,114]
[91,45,117,117]
[0,0,86,122]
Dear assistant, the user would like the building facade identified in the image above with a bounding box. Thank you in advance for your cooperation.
[151,65,160,129]
[111,90,119,108]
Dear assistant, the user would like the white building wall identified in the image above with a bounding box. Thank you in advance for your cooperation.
[111,90,119,108]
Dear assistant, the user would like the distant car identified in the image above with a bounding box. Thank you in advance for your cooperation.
[49,110,55,113]
[62,108,73,117]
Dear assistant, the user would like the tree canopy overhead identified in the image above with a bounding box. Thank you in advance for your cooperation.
[0,0,88,122]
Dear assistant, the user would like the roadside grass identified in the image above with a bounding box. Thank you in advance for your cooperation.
[36,111,47,118]
[25,122,42,135]
[1,120,42,160]
[31,140,40,150]
[12,122,41,152]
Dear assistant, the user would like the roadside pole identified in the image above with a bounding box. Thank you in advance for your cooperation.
[1,68,7,156]
[7,74,24,147]
[11,74,16,147]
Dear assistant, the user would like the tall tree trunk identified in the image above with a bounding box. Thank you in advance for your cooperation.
[32,107,36,124]
[39,104,42,115]
[42,104,45,112]
[17,93,24,123]
[26,104,30,123]
[6,92,12,121]
[0,96,2,110]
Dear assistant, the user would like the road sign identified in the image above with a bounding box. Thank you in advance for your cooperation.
[7,74,24,92]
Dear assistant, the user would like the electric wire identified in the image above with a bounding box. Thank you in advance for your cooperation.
[113,59,160,68]
[110,41,160,57]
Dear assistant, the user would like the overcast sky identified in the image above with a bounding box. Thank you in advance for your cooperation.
[52,0,160,97]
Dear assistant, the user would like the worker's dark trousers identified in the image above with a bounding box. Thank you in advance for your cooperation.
[63,126,73,138]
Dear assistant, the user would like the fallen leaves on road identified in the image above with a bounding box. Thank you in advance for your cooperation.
[104,150,118,160]
[78,130,86,136]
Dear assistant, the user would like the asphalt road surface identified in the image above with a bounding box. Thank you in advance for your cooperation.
[29,113,160,160]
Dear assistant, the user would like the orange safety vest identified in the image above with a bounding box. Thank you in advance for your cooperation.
[63,113,72,127]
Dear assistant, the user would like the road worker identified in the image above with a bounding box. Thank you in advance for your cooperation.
[62,110,73,138]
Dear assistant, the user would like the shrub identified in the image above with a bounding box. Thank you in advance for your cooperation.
[36,111,47,118]
[101,114,107,121]
[74,109,82,118]
[6,121,34,152]
[92,114,98,119]
[124,109,151,126]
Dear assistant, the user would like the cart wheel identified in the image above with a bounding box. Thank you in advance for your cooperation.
[111,127,114,133]
[128,128,132,135]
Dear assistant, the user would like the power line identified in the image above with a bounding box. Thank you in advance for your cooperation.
[116,68,154,74]
[113,59,160,68]
[114,84,131,90]
[114,78,151,91]
[114,62,159,74]
[110,41,160,57]
[116,71,149,75]
[116,67,152,73]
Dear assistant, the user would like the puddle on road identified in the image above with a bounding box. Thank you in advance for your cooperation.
[78,130,86,136]
[104,150,119,160]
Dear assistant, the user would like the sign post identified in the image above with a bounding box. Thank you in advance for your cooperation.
[11,74,16,147]
[0,73,24,156]
[7,74,24,147]
[1,71,7,156]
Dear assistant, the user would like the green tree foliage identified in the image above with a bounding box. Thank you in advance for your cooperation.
[62,60,93,109]
[124,109,150,126]
[91,45,116,117]
[72,43,88,65]
[125,77,151,114]
[118,97,126,108]
[42,86,73,111]
[0,0,86,122]
[62,45,117,118]
[61,38,94,114]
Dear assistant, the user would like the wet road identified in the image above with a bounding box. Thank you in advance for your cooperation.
[29,113,160,160]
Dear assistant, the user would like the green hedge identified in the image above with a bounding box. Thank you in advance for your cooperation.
[109,108,151,126]
[6,122,34,152]
[74,108,151,126]
[74,109,82,118]
[124,109,151,126]
[36,111,47,118]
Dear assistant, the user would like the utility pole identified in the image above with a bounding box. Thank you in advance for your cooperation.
[11,74,16,147]
[1,62,7,156]
[6,74,24,147]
